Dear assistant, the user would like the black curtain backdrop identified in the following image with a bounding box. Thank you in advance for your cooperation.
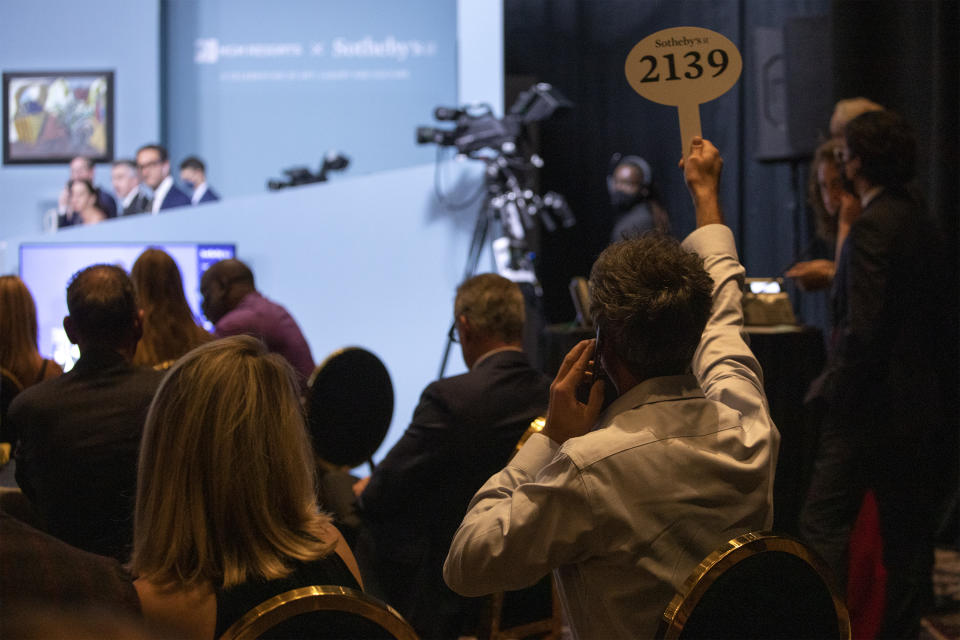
[505,0,958,330]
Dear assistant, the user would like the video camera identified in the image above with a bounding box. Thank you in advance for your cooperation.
[267,151,350,191]
[416,83,571,156]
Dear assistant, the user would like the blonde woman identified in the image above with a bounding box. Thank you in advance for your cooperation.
[131,336,362,639]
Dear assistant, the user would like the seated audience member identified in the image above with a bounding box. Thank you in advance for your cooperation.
[200,259,314,387]
[608,154,671,242]
[131,336,362,639]
[356,273,551,638]
[136,144,191,212]
[57,156,118,227]
[443,138,780,639]
[0,509,140,616]
[179,156,220,204]
[0,275,63,443]
[112,159,152,216]
[10,265,164,561]
[131,248,212,369]
[64,179,108,226]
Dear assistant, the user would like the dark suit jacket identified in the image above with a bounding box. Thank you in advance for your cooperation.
[10,349,164,561]
[159,183,192,210]
[96,188,118,219]
[827,189,952,470]
[0,510,140,614]
[198,186,220,203]
[120,190,152,216]
[825,190,958,504]
[359,349,551,636]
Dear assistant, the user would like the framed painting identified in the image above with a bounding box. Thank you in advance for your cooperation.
[3,70,114,165]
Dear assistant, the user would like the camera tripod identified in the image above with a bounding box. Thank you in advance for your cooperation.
[436,152,574,378]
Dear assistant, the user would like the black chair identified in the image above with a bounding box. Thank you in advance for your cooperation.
[657,531,851,639]
[306,347,394,471]
[306,347,394,545]
[218,585,418,640]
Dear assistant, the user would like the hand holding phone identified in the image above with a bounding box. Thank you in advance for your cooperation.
[576,329,603,404]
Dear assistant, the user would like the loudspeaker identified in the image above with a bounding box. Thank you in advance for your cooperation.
[754,16,833,162]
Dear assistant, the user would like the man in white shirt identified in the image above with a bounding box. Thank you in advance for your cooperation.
[444,137,780,639]
[135,144,191,213]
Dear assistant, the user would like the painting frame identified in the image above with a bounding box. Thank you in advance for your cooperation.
[3,70,115,165]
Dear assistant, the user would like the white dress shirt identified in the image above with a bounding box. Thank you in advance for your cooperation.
[150,176,174,214]
[444,224,780,639]
[190,182,208,205]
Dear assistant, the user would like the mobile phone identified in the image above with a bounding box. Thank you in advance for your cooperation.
[576,327,603,404]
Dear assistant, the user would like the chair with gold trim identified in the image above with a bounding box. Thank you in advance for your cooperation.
[656,531,851,640]
[482,416,563,640]
[218,585,418,640]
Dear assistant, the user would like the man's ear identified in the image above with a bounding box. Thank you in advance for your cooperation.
[63,315,78,345]
[457,314,472,343]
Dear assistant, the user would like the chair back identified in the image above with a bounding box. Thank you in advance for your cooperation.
[657,531,851,639]
[306,347,394,469]
[218,584,418,640]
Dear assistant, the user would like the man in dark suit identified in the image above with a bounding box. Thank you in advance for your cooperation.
[111,159,152,216]
[800,110,956,638]
[10,265,164,562]
[136,144,191,212]
[355,273,551,638]
[179,155,220,204]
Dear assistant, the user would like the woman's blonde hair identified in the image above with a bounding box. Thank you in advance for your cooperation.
[131,248,212,367]
[0,275,41,385]
[131,335,332,588]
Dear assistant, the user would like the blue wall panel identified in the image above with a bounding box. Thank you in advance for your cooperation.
[0,0,161,238]
[163,0,459,199]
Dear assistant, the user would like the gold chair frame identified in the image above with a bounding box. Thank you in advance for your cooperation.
[218,585,418,640]
[658,531,851,639]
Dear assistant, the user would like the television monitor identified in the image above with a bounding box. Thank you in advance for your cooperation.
[19,242,236,371]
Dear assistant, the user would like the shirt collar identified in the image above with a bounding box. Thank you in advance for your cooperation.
[861,185,885,209]
[471,345,523,369]
[191,182,208,205]
[122,188,139,209]
[151,176,174,213]
[598,373,704,427]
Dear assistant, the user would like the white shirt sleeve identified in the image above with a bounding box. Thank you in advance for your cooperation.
[683,225,770,427]
[443,432,600,596]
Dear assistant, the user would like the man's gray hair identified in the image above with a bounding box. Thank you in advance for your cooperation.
[589,233,713,379]
[454,273,525,342]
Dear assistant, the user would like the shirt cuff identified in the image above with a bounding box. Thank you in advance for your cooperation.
[681,224,738,260]
[509,432,560,477]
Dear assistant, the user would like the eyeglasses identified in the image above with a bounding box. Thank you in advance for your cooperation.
[136,159,162,171]
[448,321,459,344]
